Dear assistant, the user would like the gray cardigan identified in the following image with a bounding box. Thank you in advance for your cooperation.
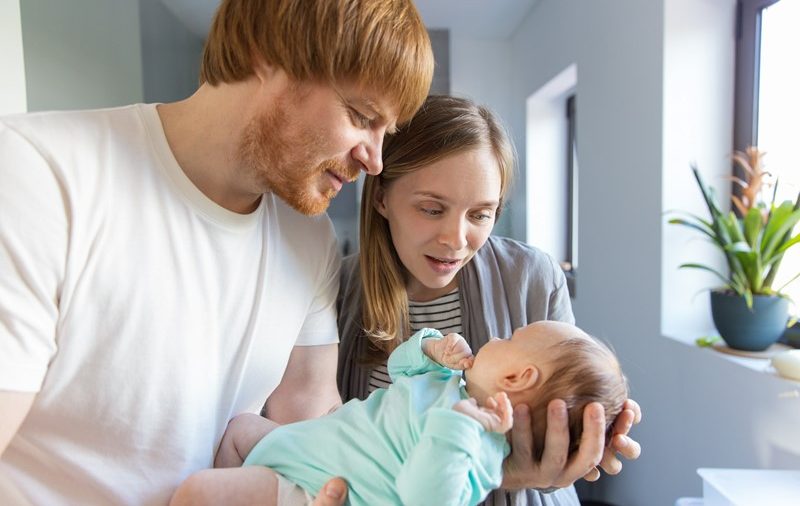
[336,236,580,506]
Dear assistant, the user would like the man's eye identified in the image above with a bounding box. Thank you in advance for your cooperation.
[349,108,371,128]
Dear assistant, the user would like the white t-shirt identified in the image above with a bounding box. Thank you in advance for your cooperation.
[0,104,340,505]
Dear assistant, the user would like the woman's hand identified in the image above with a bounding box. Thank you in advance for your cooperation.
[501,399,642,490]
[502,400,604,490]
[590,399,642,480]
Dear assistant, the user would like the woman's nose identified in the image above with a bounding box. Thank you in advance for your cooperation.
[438,218,468,251]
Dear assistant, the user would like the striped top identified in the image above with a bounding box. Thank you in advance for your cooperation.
[367,289,462,393]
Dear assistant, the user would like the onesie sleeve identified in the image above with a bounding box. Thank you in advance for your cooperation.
[0,123,68,392]
[386,328,452,381]
[395,407,508,506]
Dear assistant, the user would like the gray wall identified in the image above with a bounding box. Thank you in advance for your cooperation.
[428,29,451,95]
[140,0,204,103]
[16,0,203,112]
[20,0,144,111]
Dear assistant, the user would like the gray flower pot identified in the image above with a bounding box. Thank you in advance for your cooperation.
[710,290,789,351]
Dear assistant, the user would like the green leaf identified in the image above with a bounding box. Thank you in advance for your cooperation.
[668,210,715,229]
[725,212,746,243]
[743,207,763,249]
[726,241,752,254]
[696,335,721,347]
[762,206,800,259]
[774,232,800,258]
[744,289,753,309]
[668,218,717,240]
[678,263,731,285]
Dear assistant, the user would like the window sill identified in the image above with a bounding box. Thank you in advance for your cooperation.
[661,332,800,385]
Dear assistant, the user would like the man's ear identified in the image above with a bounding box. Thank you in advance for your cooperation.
[499,364,539,392]
[373,184,388,218]
[252,55,279,85]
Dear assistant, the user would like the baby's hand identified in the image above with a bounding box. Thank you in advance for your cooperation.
[423,333,474,369]
[453,392,513,434]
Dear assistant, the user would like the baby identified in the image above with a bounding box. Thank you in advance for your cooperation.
[171,321,629,506]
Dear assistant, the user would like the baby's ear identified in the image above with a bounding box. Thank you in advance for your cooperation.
[500,364,539,392]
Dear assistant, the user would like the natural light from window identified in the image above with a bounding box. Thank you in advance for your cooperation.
[758,0,800,313]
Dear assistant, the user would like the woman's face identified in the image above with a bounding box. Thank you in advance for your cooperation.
[375,147,502,301]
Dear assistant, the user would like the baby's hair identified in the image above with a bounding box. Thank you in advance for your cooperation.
[526,335,628,462]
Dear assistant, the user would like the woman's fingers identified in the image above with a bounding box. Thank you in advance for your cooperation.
[624,398,642,424]
[610,433,641,461]
[510,403,533,463]
[612,408,635,435]
[597,402,642,474]
[537,399,571,485]
[557,402,605,487]
[500,403,535,490]
[583,467,601,482]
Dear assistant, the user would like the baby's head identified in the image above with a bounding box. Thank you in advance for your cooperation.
[465,321,628,461]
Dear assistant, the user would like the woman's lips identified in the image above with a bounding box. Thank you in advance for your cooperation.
[425,255,462,274]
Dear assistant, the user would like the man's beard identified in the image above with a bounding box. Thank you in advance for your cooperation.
[238,101,360,216]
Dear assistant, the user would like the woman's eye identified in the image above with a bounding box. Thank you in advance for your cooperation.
[421,208,442,216]
[472,212,494,222]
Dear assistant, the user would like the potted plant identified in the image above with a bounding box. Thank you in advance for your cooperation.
[669,147,800,351]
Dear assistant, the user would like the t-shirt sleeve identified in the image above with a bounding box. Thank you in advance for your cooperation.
[293,226,341,346]
[0,123,67,392]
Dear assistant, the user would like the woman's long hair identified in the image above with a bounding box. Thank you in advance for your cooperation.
[359,95,516,361]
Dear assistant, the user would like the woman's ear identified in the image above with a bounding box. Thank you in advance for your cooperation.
[373,184,388,218]
[499,364,539,392]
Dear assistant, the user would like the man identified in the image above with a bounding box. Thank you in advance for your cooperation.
[0,0,432,504]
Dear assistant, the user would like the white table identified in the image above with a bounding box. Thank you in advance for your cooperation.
[676,468,800,506]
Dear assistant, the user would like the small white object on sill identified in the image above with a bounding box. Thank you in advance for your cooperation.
[771,349,800,381]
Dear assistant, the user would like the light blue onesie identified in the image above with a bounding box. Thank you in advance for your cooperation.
[244,328,510,506]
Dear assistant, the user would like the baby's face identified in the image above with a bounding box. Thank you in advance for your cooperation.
[465,321,590,403]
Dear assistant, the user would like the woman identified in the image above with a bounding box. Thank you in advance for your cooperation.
[337,95,641,505]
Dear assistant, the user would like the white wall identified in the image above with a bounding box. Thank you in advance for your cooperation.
[661,0,738,340]
[0,0,27,115]
[450,0,800,505]
[20,0,144,111]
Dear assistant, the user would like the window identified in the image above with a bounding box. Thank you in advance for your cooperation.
[735,0,800,310]
[525,64,578,297]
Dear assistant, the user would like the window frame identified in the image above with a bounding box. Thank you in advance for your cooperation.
[563,93,577,297]
[733,0,780,152]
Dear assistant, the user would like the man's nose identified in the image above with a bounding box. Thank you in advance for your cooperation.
[352,131,384,176]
